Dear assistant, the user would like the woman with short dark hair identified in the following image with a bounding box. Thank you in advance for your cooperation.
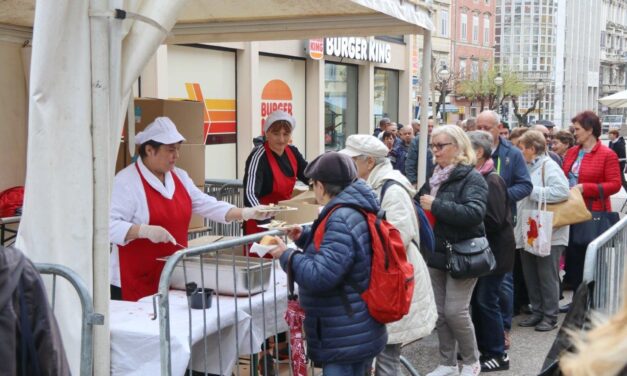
[562,111,622,293]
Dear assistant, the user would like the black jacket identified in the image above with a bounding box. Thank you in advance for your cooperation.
[0,246,70,375]
[482,169,515,275]
[419,164,488,269]
[609,136,626,170]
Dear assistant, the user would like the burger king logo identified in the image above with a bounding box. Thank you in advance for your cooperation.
[308,38,324,60]
[261,79,293,133]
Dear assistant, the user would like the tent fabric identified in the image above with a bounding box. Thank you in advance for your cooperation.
[16,1,93,373]
[599,90,627,108]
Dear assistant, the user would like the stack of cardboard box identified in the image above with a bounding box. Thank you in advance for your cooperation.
[116,98,207,230]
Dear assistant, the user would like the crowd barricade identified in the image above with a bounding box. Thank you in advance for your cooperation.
[0,215,20,246]
[153,229,316,376]
[35,263,105,376]
[204,179,245,237]
[583,214,627,315]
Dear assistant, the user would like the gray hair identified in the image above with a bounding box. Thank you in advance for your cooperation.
[467,130,494,159]
[354,154,388,166]
[480,110,501,126]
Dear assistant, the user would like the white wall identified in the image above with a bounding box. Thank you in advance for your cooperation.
[0,41,28,192]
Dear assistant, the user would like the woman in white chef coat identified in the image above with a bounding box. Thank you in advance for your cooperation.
[109,117,271,301]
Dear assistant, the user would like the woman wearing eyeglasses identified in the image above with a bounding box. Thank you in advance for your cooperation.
[418,125,488,376]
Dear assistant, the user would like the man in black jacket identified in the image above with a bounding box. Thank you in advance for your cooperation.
[0,246,70,375]
[608,128,627,192]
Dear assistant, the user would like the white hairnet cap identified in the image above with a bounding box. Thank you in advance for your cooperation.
[339,134,389,158]
[135,117,185,145]
[263,111,296,133]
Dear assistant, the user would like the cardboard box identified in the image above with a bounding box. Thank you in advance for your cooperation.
[130,98,205,144]
[275,190,322,225]
[189,213,205,229]
[115,141,128,173]
[176,144,205,186]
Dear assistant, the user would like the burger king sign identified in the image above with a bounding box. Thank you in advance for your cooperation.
[261,79,293,133]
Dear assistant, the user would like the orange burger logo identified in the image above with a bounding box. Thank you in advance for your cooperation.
[261,79,293,133]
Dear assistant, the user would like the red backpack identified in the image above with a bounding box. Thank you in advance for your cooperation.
[313,205,414,324]
[0,186,24,217]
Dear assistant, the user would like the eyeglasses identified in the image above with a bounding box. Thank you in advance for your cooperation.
[429,142,453,151]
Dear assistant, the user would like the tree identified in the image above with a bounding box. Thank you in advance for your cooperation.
[456,68,526,116]
[432,69,463,118]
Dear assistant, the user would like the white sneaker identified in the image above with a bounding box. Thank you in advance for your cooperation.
[426,365,460,376]
[460,361,481,376]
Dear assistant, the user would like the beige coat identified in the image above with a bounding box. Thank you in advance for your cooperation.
[367,161,437,344]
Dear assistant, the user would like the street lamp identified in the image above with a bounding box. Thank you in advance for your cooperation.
[494,72,504,118]
[536,81,545,120]
[438,65,451,123]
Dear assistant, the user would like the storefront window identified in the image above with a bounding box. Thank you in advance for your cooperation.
[324,63,358,151]
[374,68,399,125]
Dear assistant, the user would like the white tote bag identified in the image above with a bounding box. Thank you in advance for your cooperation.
[521,191,553,257]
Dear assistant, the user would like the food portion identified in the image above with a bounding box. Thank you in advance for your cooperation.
[259,235,279,246]
[268,219,287,228]
[258,204,295,211]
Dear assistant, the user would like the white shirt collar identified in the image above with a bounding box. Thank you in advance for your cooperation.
[137,158,175,199]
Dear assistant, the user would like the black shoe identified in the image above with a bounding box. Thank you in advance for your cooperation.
[481,354,510,372]
[559,303,572,313]
[535,320,558,332]
[518,315,543,327]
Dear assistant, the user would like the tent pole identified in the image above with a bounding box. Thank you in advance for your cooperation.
[418,29,432,188]
[89,0,111,375]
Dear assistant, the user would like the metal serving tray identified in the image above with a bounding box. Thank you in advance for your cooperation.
[170,254,273,296]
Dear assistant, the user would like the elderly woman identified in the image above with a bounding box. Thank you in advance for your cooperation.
[562,111,622,293]
[514,130,570,331]
[268,152,387,376]
[551,130,575,163]
[242,110,309,236]
[339,134,437,376]
[418,125,488,376]
[467,131,515,372]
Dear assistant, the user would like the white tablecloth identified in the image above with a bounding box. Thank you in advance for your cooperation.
[110,265,289,376]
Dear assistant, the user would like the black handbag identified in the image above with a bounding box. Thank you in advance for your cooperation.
[569,185,619,248]
[445,236,496,279]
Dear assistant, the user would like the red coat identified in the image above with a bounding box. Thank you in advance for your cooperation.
[562,141,622,211]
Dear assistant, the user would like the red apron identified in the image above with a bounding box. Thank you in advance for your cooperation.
[118,163,192,301]
[244,143,297,237]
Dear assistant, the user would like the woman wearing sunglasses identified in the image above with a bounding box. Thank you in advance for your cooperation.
[418,125,488,376]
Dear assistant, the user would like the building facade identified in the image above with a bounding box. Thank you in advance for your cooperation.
[452,0,497,120]
[416,0,453,120]
[599,0,627,120]
[496,0,600,128]
[140,37,415,179]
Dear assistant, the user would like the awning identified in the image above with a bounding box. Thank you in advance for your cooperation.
[599,90,627,108]
[0,0,434,41]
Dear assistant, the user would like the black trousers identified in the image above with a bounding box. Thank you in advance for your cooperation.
[513,249,529,313]
[563,244,587,291]
[110,285,122,301]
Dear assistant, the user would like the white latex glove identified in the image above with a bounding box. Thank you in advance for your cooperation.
[242,206,274,221]
[138,224,176,244]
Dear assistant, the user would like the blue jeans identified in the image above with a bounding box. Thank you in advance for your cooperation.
[323,360,370,376]
[499,272,513,331]
[473,273,506,357]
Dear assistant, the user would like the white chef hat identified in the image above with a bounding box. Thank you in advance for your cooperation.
[339,134,389,158]
[135,117,185,145]
[263,110,296,133]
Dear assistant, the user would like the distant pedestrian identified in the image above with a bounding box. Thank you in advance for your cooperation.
[374,117,391,138]
[608,128,627,191]
[551,130,575,163]
[389,125,414,174]
[405,119,435,186]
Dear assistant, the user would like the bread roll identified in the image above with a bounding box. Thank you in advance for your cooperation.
[259,235,278,246]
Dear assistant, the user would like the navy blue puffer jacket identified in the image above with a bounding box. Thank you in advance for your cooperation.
[279,180,387,364]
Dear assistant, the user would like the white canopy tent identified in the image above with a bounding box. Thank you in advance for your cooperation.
[599,89,627,108]
[0,1,434,374]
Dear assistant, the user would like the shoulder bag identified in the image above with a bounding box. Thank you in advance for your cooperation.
[445,236,496,279]
[540,161,592,228]
[569,184,620,247]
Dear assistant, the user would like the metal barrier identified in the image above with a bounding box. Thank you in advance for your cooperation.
[36,263,105,376]
[583,215,627,315]
[153,229,301,376]
[204,179,245,237]
[0,215,20,246]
